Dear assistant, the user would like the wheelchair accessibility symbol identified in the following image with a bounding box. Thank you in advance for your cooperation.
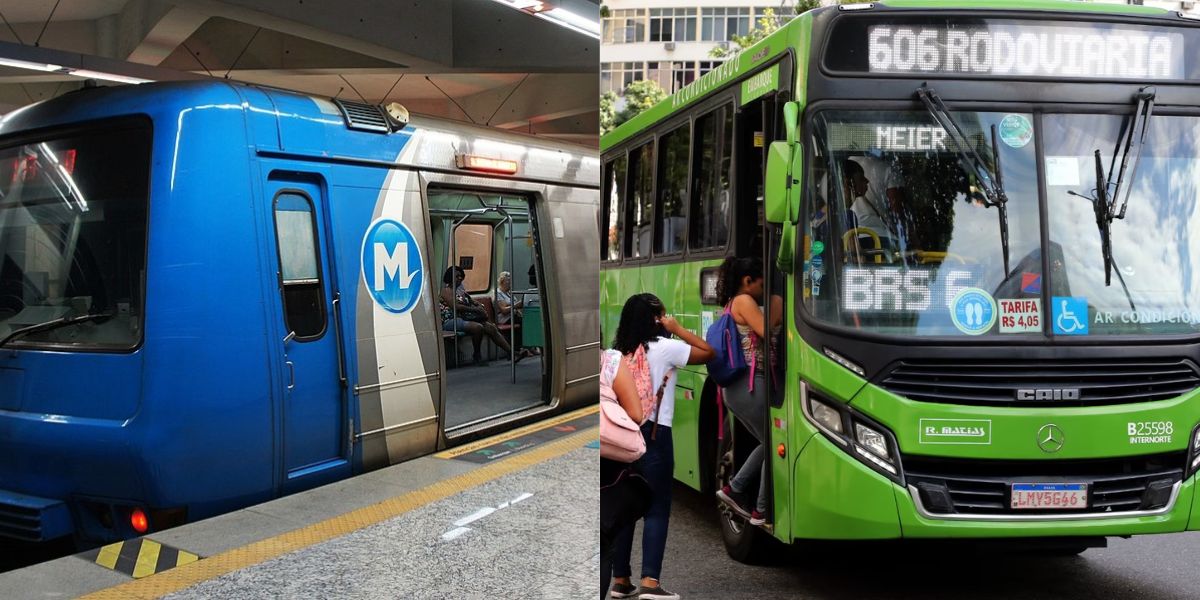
[1052,297,1089,335]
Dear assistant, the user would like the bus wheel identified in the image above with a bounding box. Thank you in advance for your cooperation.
[715,434,772,564]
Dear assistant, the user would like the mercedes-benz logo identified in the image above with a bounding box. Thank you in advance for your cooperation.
[1037,424,1064,453]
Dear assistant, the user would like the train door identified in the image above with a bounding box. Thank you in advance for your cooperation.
[427,189,550,435]
[265,176,349,491]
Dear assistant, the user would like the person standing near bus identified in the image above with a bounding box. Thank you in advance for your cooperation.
[609,293,714,600]
[713,257,775,526]
[600,348,647,600]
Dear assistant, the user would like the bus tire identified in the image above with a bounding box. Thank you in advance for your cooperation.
[714,425,776,564]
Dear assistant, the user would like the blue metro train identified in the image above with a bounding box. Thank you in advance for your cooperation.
[0,80,599,544]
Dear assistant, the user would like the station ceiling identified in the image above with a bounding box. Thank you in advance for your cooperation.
[0,0,600,146]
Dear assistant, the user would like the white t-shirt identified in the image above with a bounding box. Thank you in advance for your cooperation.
[644,337,692,428]
[850,195,893,239]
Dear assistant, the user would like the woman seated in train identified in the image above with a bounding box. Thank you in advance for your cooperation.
[440,266,512,365]
[495,271,523,326]
[496,271,535,361]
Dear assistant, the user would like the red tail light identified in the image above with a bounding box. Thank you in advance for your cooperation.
[130,507,149,533]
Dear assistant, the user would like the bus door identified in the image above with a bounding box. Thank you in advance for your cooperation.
[735,91,789,524]
[266,176,350,491]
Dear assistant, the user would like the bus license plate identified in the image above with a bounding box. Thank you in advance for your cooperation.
[1010,483,1087,509]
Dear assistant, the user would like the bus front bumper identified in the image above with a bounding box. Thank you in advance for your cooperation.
[791,434,1200,540]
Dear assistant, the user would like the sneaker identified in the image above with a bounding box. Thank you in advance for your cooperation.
[716,485,752,518]
[609,581,638,598]
[749,510,767,526]
[637,584,681,600]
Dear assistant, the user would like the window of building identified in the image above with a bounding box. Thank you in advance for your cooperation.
[656,125,690,255]
[274,192,326,339]
[601,62,645,96]
[672,61,697,93]
[690,105,733,251]
[625,142,655,259]
[701,7,751,42]
[649,8,697,42]
[646,61,672,93]
[699,60,724,77]
[602,155,627,261]
[603,9,645,44]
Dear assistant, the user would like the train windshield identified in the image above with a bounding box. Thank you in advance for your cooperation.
[0,122,151,349]
[805,109,1200,338]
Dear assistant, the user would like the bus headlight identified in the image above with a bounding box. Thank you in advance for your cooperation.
[800,381,903,482]
[1188,423,1200,477]
[856,423,889,459]
[809,398,844,436]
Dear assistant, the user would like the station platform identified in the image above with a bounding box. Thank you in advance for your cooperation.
[0,406,599,599]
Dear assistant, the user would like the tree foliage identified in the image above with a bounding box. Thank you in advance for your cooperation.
[610,79,668,132]
[600,91,618,135]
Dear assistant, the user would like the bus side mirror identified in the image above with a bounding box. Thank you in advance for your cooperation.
[765,141,791,224]
[777,222,796,274]
[789,148,803,223]
[784,101,799,146]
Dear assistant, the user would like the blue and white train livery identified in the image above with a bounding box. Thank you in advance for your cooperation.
[0,80,599,544]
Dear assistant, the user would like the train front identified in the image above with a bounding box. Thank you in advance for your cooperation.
[0,81,259,545]
[782,3,1200,545]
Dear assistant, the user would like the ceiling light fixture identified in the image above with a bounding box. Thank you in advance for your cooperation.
[487,0,600,39]
[0,56,151,84]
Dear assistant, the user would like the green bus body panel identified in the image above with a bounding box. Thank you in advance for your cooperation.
[853,386,1200,461]
[792,434,904,539]
[895,480,1194,538]
[600,260,723,489]
[1190,486,1200,530]
[599,0,1199,544]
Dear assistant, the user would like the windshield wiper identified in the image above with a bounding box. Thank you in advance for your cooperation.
[917,85,1011,275]
[0,312,112,349]
[1068,87,1153,299]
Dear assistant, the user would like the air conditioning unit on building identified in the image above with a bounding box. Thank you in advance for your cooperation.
[717,41,730,50]
[1184,1,1196,10]
[664,41,676,51]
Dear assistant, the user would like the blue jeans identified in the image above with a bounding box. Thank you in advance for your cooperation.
[611,422,673,582]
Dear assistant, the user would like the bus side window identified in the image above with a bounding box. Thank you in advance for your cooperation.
[602,155,627,261]
[273,192,326,339]
[690,104,732,252]
[625,141,655,259]
[654,124,689,255]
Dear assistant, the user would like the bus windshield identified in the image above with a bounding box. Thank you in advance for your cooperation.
[804,109,1200,338]
[0,123,150,349]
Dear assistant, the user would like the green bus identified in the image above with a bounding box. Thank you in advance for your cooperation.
[600,0,1200,560]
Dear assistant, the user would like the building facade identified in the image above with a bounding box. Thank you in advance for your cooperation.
[601,0,797,96]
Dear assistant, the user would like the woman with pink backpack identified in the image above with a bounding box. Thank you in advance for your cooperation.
[607,293,714,600]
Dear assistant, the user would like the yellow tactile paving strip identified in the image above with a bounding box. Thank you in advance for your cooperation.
[79,425,598,600]
[435,404,599,458]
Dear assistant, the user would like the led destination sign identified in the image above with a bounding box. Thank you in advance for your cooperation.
[825,18,1197,81]
[868,25,1183,80]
